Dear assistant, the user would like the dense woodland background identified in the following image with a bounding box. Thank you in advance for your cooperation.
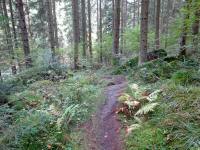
[0,0,199,74]
[0,0,200,149]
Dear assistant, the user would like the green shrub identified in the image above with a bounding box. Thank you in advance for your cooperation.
[171,70,194,85]
[14,111,65,150]
[126,125,166,150]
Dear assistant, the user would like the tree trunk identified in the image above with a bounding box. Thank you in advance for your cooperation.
[179,0,191,56]
[87,0,92,59]
[81,0,87,57]
[9,0,18,49]
[52,0,59,48]
[112,0,115,34]
[72,0,80,69]
[16,0,32,67]
[3,0,17,74]
[113,0,121,59]
[133,0,136,27]
[25,0,32,38]
[120,0,124,54]
[191,5,200,53]
[155,0,160,49]
[138,0,140,25]
[139,0,149,65]
[99,0,103,63]
[164,0,171,48]
[46,0,55,58]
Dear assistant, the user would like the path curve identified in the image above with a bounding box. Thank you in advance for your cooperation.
[83,75,127,150]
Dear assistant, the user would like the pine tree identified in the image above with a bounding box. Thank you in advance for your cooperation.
[139,0,149,65]
[16,0,32,67]
[155,0,160,49]
[72,0,80,69]
[113,0,121,64]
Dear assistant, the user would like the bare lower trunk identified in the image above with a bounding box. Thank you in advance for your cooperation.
[99,0,103,63]
[179,0,191,56]
[139,0,149,65]
[46,0,55,58]
[81,0,87,57]
[113,0,121,55]
[52,0,59,48]
[191,8,200,53]
[88,0,92,59]
[72,0,80,69]
[25,0,32,38]
[155,0,160,49]
[16,0,32,67]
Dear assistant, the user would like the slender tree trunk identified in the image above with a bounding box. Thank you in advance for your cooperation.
[191,6,200,53]
[112,0,115,34]
[179,0,191,56]
[9,0,18,74]
[16,0,32,67]
[97,0,99,40]
[164,0,170,48]
[9,0,18,49]
[99,0,103,62]
[155,0,160,49]
[138,0,140,25]
[25,0,32,38]
[139,0,149,65]
[120,0,124,54]
[121,0,127,54]
[72,0,80,69]
[81,0,87,57]
[87,0,92,58]
[3,0,17,74]
[52,0,59,48]
[46,0,55,58]
[113,0,121,57]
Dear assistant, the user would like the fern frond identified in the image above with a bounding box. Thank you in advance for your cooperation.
[135,103,159,116]
[134,116,143,124]
[147,90,162,102]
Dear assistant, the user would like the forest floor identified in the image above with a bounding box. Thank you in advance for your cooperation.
[82,75,127,150]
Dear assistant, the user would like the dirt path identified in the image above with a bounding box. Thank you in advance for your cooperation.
[82,75,127,150]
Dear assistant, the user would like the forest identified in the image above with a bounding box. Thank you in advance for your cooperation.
[0,0,200,149]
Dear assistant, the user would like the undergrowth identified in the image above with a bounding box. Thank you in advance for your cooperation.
[0,67,103,150]
[116,56,200,149]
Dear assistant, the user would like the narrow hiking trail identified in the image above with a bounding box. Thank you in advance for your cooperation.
[82,75,127,150]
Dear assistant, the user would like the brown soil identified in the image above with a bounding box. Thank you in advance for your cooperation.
[82,75,127,150]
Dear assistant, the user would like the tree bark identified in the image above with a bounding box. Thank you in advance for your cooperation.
[113,0,121,56]
[112,0,115,34]
[16,0,32,67]
[9,0,18,74]
[99,0,103,62]
[9,0,18,49]
[52,0,59,48]
[72,0,80,69]
[25,0,32,38]
[120,0,124,54]
[139,0,149,65]
[191,5,200,53]
[179,0,191,56]
[87,0,92,59]
[81,0,87,57]
[3,0,17,74]
[138,0,140,25]
[155,0,160,49]
[46,0,55,58]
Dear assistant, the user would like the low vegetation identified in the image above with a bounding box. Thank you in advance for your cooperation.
[116,55,200,149]
[0,67,104,149]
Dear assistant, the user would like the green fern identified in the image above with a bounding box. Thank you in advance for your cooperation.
[135,103,159,116]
